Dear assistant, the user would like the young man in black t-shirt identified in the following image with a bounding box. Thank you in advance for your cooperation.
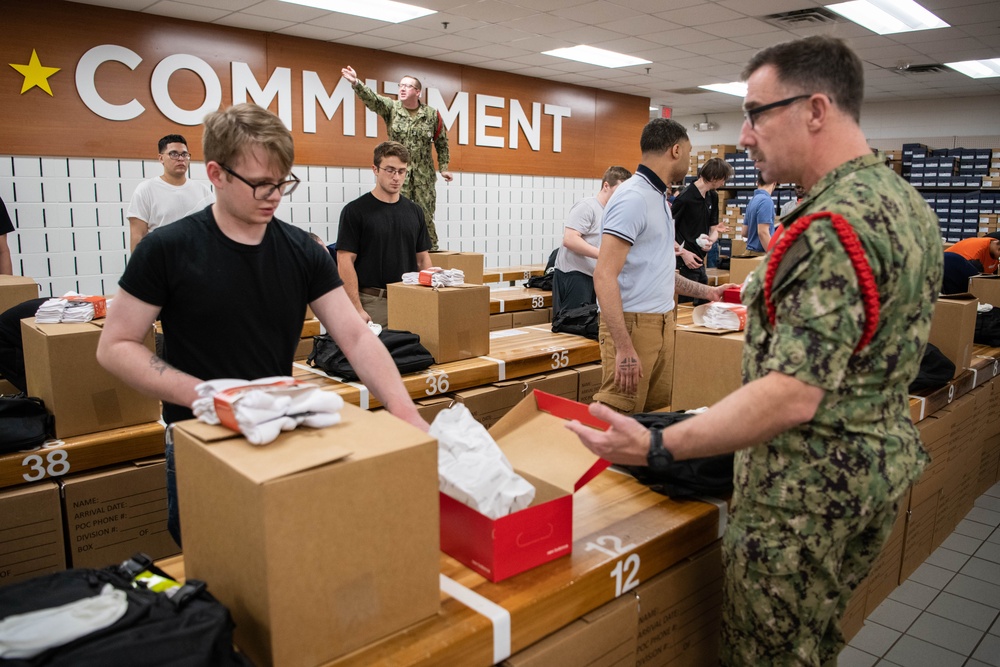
[672,158,734,304]
[97,104,427,546]
[337,141,432,326]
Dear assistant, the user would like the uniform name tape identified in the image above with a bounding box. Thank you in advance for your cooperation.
[439,574,511,663]
[693,496,728,539]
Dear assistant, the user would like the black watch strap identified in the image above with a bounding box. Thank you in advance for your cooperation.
[647,427,673,473]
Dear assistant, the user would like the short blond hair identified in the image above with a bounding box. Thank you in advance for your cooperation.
[202,103,294,175]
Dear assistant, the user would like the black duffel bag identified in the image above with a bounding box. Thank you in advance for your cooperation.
[308,329,435,379]
[0,394,53,454]
[551,304,599,340]
[0,553,250,667]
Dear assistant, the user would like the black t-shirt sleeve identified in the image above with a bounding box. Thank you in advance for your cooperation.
[336,200,363,254]
[119,230,170,307]
[415,204,432,253]
[0,198,15,235]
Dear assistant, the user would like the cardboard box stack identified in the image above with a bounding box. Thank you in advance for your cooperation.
[901,410,954,580]
[864,492,909,616]
[388,283,490,364]
[0,481,66,585]
[672,330,744,411]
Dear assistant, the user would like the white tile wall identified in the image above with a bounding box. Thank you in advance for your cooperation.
[3,154,598,296]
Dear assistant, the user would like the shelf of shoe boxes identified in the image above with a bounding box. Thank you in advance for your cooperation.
[0,278,179,586]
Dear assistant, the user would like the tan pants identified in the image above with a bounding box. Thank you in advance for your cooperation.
[593,312,675,414]
[359,293,388,327]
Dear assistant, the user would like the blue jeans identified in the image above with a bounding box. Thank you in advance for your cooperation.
[164,424,182,548]
[706,242,720,269]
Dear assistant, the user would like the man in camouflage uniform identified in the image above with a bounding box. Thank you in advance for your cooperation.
[567,36,942,666]
[341,66,452,250]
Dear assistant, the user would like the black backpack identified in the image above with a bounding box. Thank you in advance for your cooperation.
[975,308,1000,346]
[551,304,599,340]
[309,329,435,380]
[0,554,249,667]
[620,411,734,498]
[908,342,955,393]
[0,394,53,454]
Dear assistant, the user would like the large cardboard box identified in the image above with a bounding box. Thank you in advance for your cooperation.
[0,481,65,585]
[173,404,440,667]
[429,251,485,284]
[728,255,764,285]
[672,330,744,410]
[575,363,603,404]
[388,283,490,364]
[414,394,454,423]
[864,492,908,616]
[900,491,940,582]
[841,578,869,643]
[0,275,40,315]
[500,593,638,667]
[525,369,579,401]
[491,312,514,331]
[912,410,954,506]
[634,541,723,667]
[439,391,610,582]
[928,294,979,376]
[22,319,161,438]
[60,458,179,568]
[453,381,528,430]
[512,308,549,328]
[969,275,1000,307]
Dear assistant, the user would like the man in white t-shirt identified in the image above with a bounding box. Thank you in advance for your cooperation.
[552,165,631,316]
[127,134,214,251]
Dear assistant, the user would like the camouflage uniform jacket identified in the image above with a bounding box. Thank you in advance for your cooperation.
[736,153,943,517]
[352,81,449,178]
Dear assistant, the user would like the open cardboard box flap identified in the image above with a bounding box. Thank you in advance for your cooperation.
[175,417,354,485]
[490,390,610,494]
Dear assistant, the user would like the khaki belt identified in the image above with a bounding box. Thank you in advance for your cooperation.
[359,287,387,298]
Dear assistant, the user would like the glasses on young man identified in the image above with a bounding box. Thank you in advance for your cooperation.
[742,95,812,129]
[163,151,191,161]
[377,166,408,178]
[220,164,300,199]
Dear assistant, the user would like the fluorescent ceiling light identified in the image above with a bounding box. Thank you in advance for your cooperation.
[649,106,658,111]
[542,46,651,69]
[825,0,948,35]
[945,58,1000,79]
[281,0,435,23]
[698,82,747,97]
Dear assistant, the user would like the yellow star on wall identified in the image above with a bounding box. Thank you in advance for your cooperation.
[9,49,61,96]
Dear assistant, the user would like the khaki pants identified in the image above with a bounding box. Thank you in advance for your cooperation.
[359,293,388,327]
[593,311,675,414]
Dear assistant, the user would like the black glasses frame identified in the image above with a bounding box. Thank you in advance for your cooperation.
[376,166,408,178]
[743,95,812,128]
[220,164,300,200]
[163,151,192,160]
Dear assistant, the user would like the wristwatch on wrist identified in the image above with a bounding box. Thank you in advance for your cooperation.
[646,427,674,473]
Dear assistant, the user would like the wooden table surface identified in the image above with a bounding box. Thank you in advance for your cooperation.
[483,265,547,284]
[489,287,552,314]
[159,468,723,667]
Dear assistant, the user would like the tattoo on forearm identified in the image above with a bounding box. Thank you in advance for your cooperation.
[676,275,712,300]
[149,355,173,376]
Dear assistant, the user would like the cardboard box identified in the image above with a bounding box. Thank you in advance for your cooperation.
[841,578,868,643]
[491,312,514,331]
[928,294,979,376]
[61,458,179,568]
[525,369,579,401]
[439,391,610,582]
[453,381,528,430]
[414,394,454,423]
[728,255,764,285]
[294,336,313,361]
[173,404,440,667]
[388,283,490,364]
[0,481,66,585]
[900,490,939,581]
[970,275,1000,307]
[575,363,603,404]
[0,275,40,315]
[428,251,485,284]
[22,318,161,438]
[912,411,954,506]
[864,492,908,615]
[634,541,723,667]
[672,330,744,410]
[512,308,549,328]
[500,593,638,667]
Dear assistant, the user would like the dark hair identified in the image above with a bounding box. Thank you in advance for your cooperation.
[756,171,769,187]
[374,140,410,167]
[742,36,864,123]
[602,166,632,188]
[158,134,188,153]
[640,118,688,155]
[400,75,422,91]
[699,158,733,183]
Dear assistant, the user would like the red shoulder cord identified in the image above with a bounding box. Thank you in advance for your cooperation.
[763,211,880,354]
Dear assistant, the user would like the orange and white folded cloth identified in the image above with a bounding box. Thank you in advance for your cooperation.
[693,302,748,331]
[35,292,107,323]
[192,377,344,445]
[402,267,465,287]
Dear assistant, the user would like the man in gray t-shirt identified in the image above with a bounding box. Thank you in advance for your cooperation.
[552,166,631,316]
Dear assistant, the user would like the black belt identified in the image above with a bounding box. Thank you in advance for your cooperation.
[359,287,387,298]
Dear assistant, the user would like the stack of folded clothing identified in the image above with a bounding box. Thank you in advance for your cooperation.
[693,302,748,331]
[402,268,465,287]
[34,293,107,323]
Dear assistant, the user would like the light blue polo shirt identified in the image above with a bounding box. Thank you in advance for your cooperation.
[600,165,675,314]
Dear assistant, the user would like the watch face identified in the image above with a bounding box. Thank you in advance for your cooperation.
[648,453,671,473]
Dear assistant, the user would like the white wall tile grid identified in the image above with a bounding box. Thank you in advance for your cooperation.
[2,155,597,297]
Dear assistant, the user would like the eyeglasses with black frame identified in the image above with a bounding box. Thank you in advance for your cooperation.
[220,164,300,200]
[376,166,408,178]
[743,94,812,129]
[163,151,191,161]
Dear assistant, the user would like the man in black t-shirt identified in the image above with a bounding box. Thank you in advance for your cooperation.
[337,141,432,326]
[97,104,427,546]
[673,158,734,304]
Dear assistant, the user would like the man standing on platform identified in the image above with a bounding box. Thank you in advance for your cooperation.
[569,36,942,666]
[592,118,731,415]
[673,157,734,304]
[552,165,631,316]
[98,104,427,547]
[341,66,452,250]
[127,134,214,251]
[337,141,432,327]
[744,172,776,254]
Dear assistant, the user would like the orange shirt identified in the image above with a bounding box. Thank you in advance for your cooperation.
[946,237,998,274]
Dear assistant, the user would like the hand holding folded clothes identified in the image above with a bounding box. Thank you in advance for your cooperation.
[193,377,345,445]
